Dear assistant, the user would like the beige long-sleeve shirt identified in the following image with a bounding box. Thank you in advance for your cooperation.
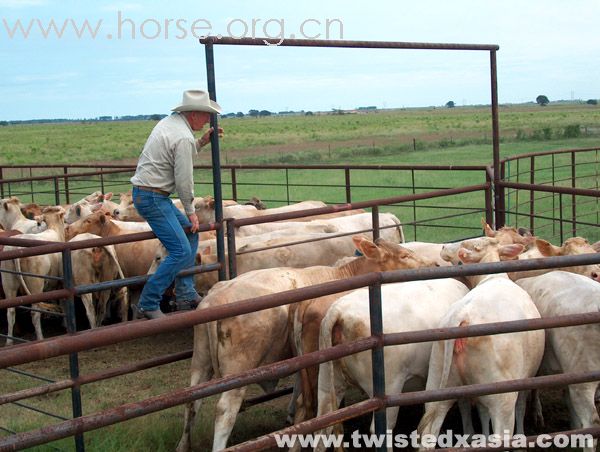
[130,113,197,215]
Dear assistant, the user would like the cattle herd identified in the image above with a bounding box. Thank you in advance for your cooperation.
[0,191,599,451]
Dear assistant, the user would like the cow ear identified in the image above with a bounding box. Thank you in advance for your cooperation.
[499,243,524,260]
[352,235,378,259]
[592,241,600,253]
[536,239,561,256]
[104,192,113,201]
[458,248,477,264]
[482,220,496,238]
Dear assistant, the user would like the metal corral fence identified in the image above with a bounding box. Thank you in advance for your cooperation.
[0,159,599,450]
[498,146,600,244]
[1,225,600,451]
[0,163,492,243]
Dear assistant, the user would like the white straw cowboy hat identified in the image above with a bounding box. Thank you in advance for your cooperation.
[172,90,222,114]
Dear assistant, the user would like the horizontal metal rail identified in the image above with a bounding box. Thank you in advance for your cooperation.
[501,146,600,163]
[234,370,600,452]
[2,252,600,369]
[230,184,488,227]
[499,180,600,198]
[200,36,499,51]
[0,350,193,406]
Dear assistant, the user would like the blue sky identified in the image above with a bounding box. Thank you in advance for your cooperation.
[0,0,598,120]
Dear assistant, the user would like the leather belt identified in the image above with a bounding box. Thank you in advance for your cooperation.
[134,186,170,196]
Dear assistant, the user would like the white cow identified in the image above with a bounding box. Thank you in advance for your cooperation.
[175,237,437,452]
[1,207,66,344]
[64,191,119,224]
[517,272,600,452]
[69,233,129,328]
[314,279,469,452]
[0,197,46,233]
[193,196,327,224]
[417,237,545,447]
[235,212,404,242]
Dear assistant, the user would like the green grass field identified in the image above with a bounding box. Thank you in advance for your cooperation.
[1,103,600,451]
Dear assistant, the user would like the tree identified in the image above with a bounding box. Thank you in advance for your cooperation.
[536,95,550,106]
[259,110,271,117]
[0,121,8,126]
[248,109,259,117]
[586,99,598,105]
[445,101,455,108]
[236,111,245,117]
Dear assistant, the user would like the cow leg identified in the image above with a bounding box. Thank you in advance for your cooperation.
[176,324,214,452]
[96,291,111,327]
[514,390,528,435]
[476,402,491,437]
[31,310,44,341]
[530,389,545,428]
[6,307,16,346]
[458,399,475,436]
[314,361,348,452]
[80,293,97,329]
[566,383,599,452]
[418,400,455,449]
[486,393,517,438]
[212,386,248,452]
[116,287,129,322]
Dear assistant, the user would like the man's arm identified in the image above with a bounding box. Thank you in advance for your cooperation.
[174,138,197,218]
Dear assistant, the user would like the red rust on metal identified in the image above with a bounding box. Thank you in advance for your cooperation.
[226,399,383,452]
[0,288,73,310]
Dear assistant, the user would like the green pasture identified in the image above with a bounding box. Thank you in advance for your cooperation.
[2,103,599,451]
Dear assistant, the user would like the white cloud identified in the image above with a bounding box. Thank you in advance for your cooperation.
[0,0,47,8]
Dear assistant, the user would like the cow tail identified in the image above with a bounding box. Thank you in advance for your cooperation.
[317,308,341,414]
[14,258,32,296]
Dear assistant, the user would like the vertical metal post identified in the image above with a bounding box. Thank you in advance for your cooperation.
[529,156,535,233]
[571,151,577,236]
[62,249,85,452]
[231,168,238,202]
[559,193,564,243]
[0,166,4,198]
[63,166,70,205]
[371,205,380,241]
[485,171,493,227]
[285,169,290,204]
[29,168,34,202]
[344,168,352,204]
[226,219,237,279]
[205,40,226,281]
[411,169,417,241]
[552,154,556,237]
[368,283,386,452]
[490,50,503,229]
[53,177,60,205]
[100,168,105,194]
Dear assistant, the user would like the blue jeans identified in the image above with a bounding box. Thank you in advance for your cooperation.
[133,186,199,311]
